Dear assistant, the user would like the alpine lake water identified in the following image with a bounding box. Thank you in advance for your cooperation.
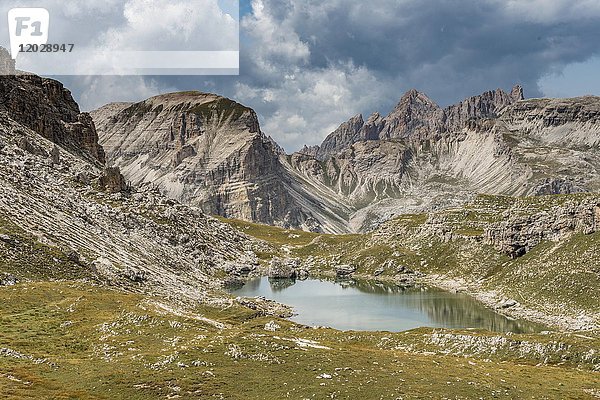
[229,277,547,333]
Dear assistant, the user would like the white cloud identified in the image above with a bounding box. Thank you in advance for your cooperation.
[0,0,238,53]
[76,76,177,111]
[96,0,238,51]
[242,0,310,67]
[234,62,391,150]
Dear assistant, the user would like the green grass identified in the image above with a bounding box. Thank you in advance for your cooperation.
[489,232,600,315]
[189,98,252,123]
[2,193,600,398]
[0,281,598,399]
[0,215,94,281]
[389,213,428,228]
[217,217,320,247]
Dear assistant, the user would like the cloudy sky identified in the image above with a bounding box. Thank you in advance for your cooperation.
[51,0,600,152]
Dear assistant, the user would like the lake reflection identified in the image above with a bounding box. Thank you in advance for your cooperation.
[229,277,545,333]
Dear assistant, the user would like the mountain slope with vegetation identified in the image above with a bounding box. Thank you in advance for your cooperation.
[0,72,599,399]
[222,193,600,331]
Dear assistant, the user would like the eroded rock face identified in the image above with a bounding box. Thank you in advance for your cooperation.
[316,114,365,159]
[92,93,315,230]
[485,199,600,258]
[317,85,523,161]
[92,85,600,234]
[499,96,600,147]
[285,87,600,232]
[396,194,600,259]
[98,167,128,193]
[0,75,105,164]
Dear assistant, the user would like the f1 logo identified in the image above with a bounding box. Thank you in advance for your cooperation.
[7,8,49,60]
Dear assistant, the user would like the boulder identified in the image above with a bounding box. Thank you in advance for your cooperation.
[50,145,61,165]
[268,257,298,279]
[264,321,281,332]
[297,268,310,280]
[99,167,128,193]
[0,274,18,286]
[67,250,80,263]
[335,264,357,277]
[229,264,255,276]
[497,299,519,309]
[125,269,147,283]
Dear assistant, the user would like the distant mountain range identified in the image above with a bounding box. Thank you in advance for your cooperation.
[91,84,600,233]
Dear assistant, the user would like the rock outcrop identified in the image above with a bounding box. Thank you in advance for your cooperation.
[268,257,300,279]
[485,199,600,258]
[0,75,105,164]
[98,167,128,193]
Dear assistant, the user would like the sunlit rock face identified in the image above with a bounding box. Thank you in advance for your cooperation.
[92,92,320,231]
[287,86,600,232]
[94,86,600,233]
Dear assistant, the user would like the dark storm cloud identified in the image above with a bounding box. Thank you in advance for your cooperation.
[249,0,600,103]
[64,0,600,151]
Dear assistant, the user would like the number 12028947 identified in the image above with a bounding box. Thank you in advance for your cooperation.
[19,43,74,53]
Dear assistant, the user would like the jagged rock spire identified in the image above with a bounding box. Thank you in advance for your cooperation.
[511,84,524,101]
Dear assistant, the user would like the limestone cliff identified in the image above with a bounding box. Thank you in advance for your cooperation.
[0,75,105,164]
[93,86,600,234]
[316,85,524,160]
[92,92,318,230]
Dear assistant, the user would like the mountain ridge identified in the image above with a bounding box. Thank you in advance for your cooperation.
[315,84,525,160]
[93,85,600,233]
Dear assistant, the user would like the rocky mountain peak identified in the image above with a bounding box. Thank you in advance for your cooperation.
[366,112,383,125]
[317,86,522,159]
[348,113,365,125]
[92,90,318,231]
[511,84,525,101]
[298,145,320,157]
[390,89,441,116]
[316,114,366,159]
[378,89,442,140]
[440,87,520,133]
[145,90,221,107]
